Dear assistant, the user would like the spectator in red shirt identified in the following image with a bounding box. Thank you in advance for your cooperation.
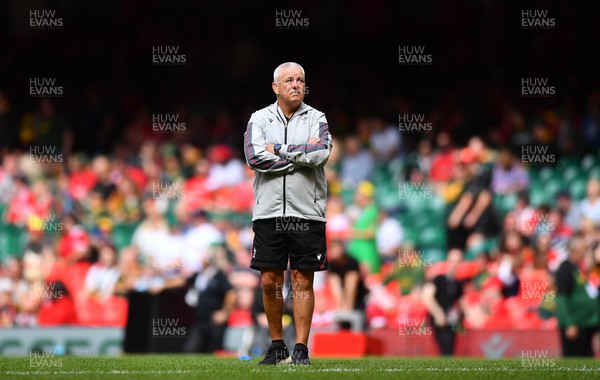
[183,159,213,212]
[430,132,455,183]
[6,175,36,225]
[37,281,78,326]
[57,214,91,264]
[67,155,97,202]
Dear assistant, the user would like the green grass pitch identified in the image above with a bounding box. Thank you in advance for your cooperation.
[1,355,600,380]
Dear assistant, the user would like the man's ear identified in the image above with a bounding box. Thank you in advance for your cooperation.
[272,81,279,95]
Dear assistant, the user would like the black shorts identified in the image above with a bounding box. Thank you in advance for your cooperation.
[250,217,328,272]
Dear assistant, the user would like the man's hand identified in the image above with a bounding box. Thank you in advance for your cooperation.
[463,213,478,229]
[566,325,579,340]
[148,285,164,295]
[434,314,447,327]
[256,313,269,327]
[212,309,230,325]
[266,137,319,155]
[448,213,461,229]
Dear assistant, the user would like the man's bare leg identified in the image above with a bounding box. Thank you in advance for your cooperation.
[291,269,315,346]
[261,269,285,341]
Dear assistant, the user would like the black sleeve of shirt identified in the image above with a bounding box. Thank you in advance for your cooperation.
[186,273,197,289]
[479,166,493,188]
[431,275,445,309]
[216,271,234,295]
[329,257,360,278]
[346,257,360,271]
[432,274,444,288]
[457,280,464,299]
[328,262,342,276]
[466,167,492,196]
[465,180,479,198]
[556,261,575,296]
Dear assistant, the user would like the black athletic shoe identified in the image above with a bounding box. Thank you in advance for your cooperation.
[258,343,291,365]
[291,343,310,365]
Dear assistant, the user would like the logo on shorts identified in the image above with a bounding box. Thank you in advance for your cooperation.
[316,252,322,260]
[252,248,257,258]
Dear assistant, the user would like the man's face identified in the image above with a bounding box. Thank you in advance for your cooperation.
[447,248,462,275]
[556,195,570,210]
[499,150,512,168]
[272,66,305,106]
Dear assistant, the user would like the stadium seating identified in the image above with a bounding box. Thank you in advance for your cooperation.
[0,223,28,261]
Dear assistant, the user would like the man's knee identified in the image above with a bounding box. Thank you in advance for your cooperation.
[261,270,283,293]
[291,269,314,291]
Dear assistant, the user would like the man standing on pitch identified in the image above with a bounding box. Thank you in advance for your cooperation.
[244,62,332,365]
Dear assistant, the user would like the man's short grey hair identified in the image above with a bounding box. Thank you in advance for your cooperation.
[273,62,305,82]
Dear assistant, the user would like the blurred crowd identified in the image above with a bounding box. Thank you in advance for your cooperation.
[0,88,599,343]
